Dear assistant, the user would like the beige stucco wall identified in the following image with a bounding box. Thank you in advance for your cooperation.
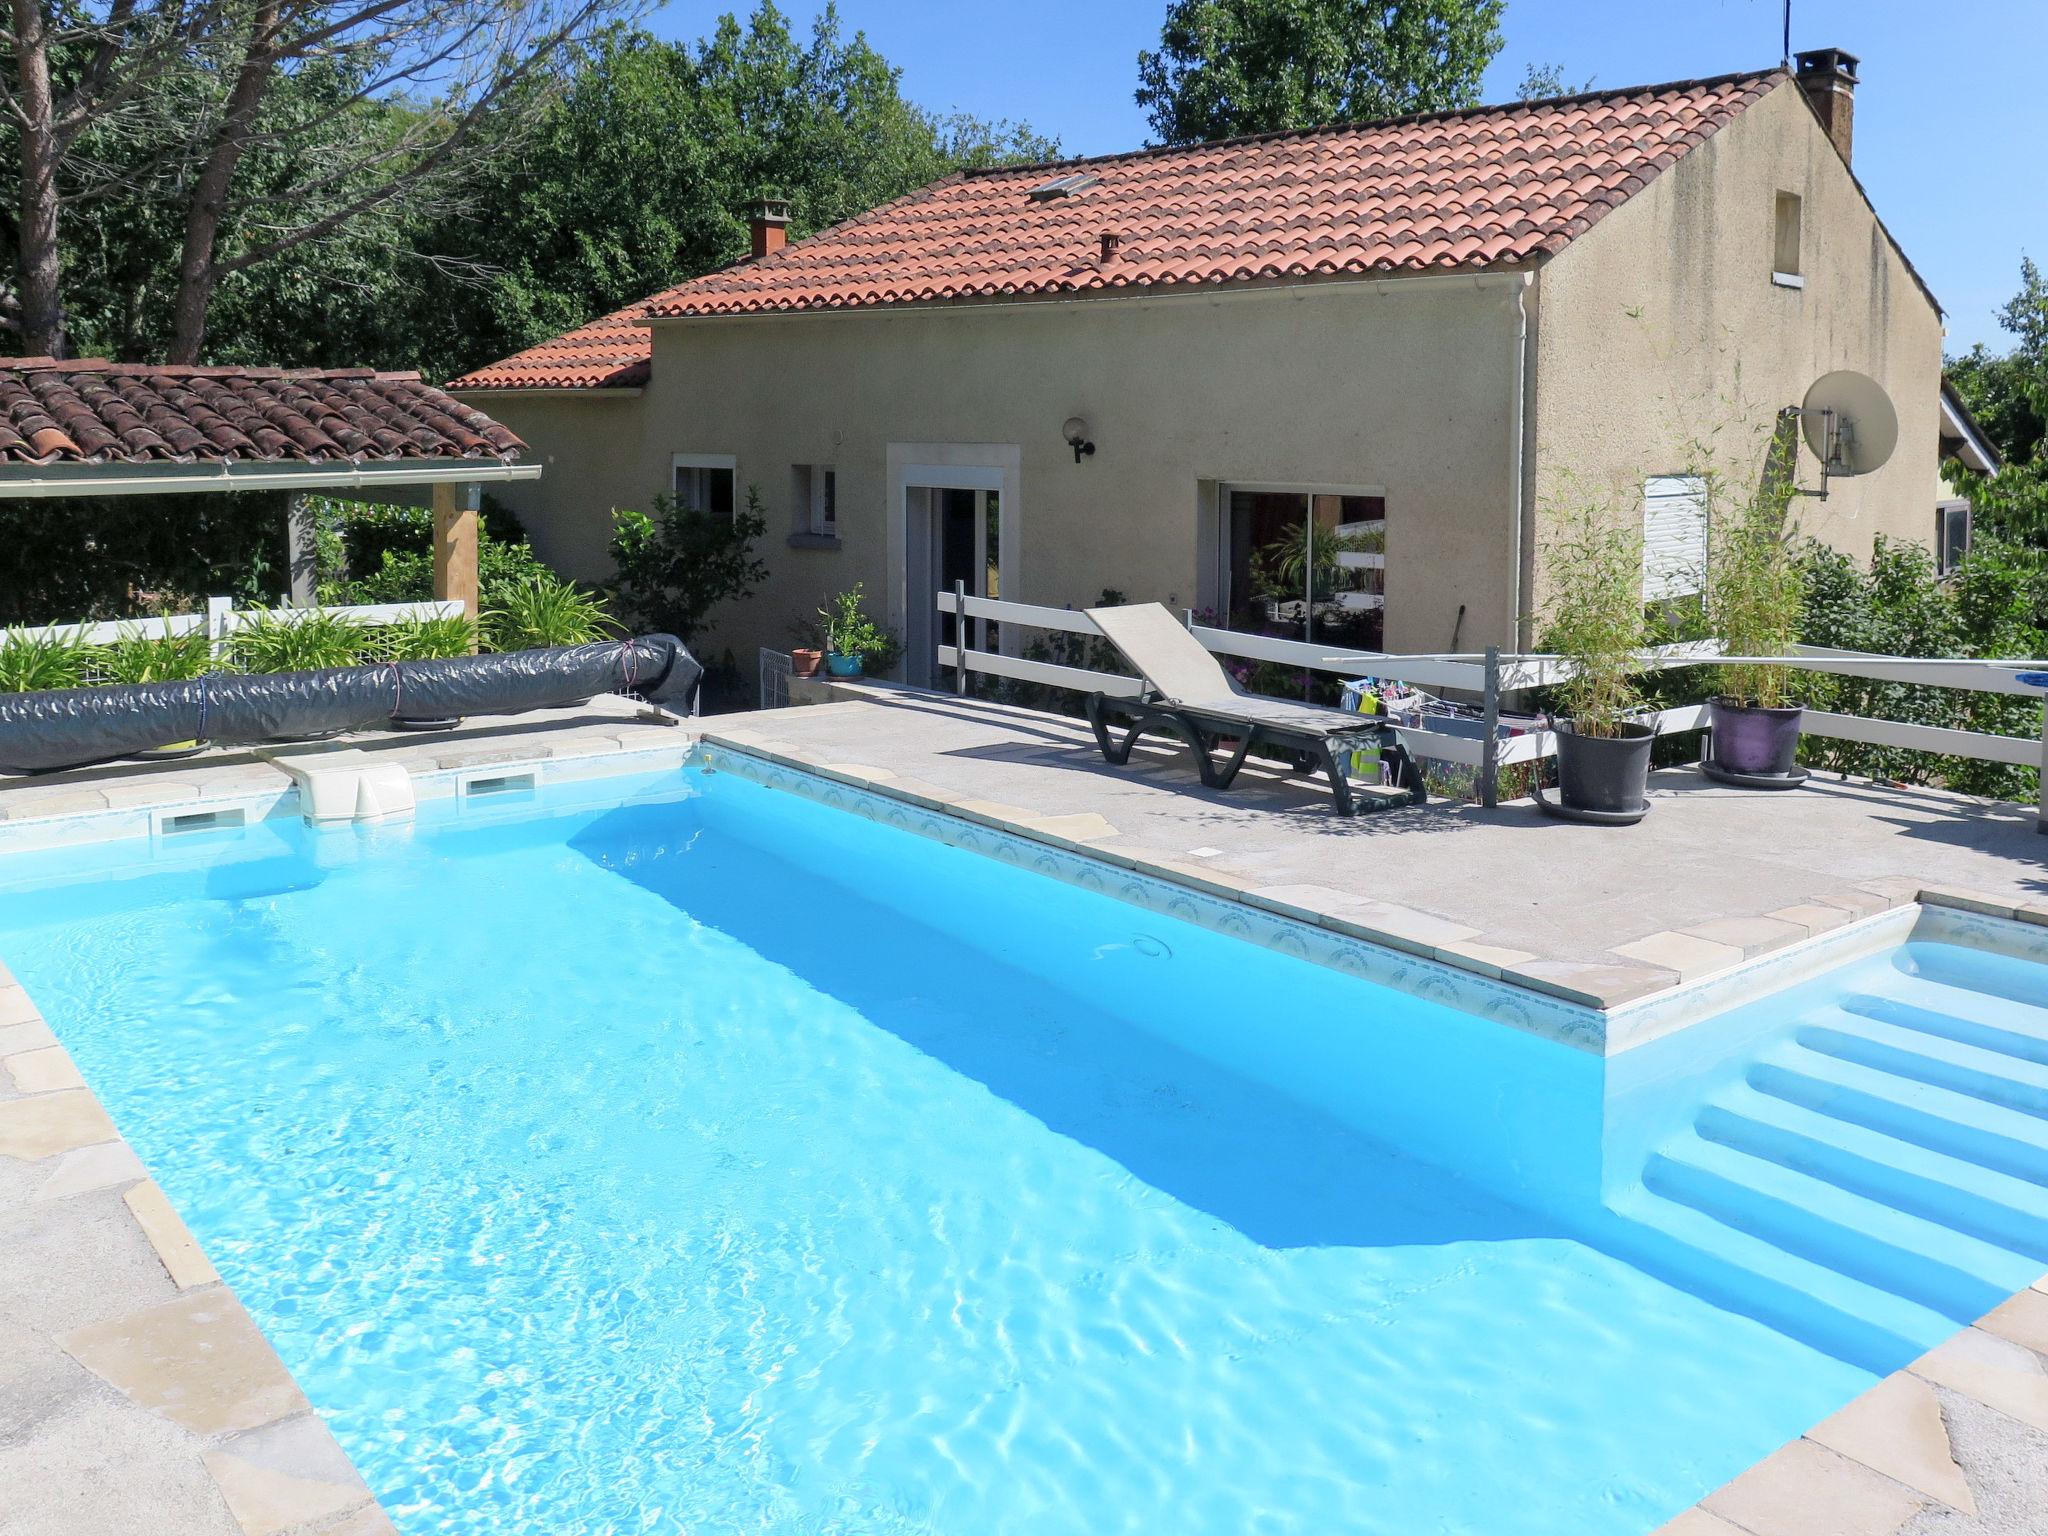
[1528,78,1944,627]
[473,76,1944,684]
[471,276,1527,675]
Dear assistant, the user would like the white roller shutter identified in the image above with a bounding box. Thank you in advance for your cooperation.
[1642,475,1708,601]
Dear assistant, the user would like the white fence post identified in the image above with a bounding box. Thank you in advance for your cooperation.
[2037,706,2047,835]
[1480,647,1500,808]
[204,596,233,662]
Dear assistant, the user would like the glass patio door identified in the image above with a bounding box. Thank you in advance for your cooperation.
[1221,488,1385,655]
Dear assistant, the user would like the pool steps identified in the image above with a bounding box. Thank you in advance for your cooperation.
[1612,957,2048,1374]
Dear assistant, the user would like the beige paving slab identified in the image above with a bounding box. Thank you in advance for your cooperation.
[6,1043,87,1093]
[1611,930,1747,982]
[0,1088,119,1161]
[1975,1286,2048,1359]
[1682,915,1810,958]
[306,1501,402,1536]
[1339,899,1481,954]
[1910,1328,2048,1436]
[1701,1437,1928,1535]
[125,1180,221,1290]
[1806,1372,1976,1514]
[202,1414,377,1536]
[1770,902,1857,938]
[0,1016,60,1054]
[61,1290,310,1437]
[1653,1509,1752,1536]
[0,985,44,1027]
[36,1139,149,1201]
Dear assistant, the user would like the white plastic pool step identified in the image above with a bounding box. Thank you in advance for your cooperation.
[1696,1090,2048,1263]
[1895,949,2048,1022]
[1643,1131,2032,1317]
[1748,1047,2048,1186]
[1794,1012,2048,1120]
[257,746,415,825]
[1601,1189,1953,1372]
[1839,987,2048,1069]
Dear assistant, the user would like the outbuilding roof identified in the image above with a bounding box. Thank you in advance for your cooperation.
[453,68,1784,391]
[0,359,525,466]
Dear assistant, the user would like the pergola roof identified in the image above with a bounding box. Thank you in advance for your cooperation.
[0,358,533,497]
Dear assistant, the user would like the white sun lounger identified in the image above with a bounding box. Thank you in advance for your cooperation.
[1082,603,1424,816]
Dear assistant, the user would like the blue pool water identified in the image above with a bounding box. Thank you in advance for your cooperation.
[1,763,2042,1535]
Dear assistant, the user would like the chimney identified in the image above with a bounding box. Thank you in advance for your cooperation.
[1098,231,1122,264]
[750,198,790,260]
[1794,47,1859,163]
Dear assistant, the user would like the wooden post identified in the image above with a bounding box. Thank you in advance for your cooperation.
[953,578,969,696]
[431,480,481,631]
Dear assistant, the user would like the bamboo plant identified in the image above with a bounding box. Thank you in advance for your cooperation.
[1709,474,1804,709]
[1540,496,1649,736]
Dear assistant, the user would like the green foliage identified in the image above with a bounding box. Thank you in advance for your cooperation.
[486,578,616,652]
[1709,466,1805,709]
[816,582,900,672]
[1538,493,1647,737]
[1136,0,1503,145]
[1794,536,2041,801]
[1249,523,1380,600]
[420,9,1056,381]
[608,489,769,643]
[230,608,370,674]
[0,492,288,628]
[1945,259,2048,555]
[1515,61,1593,99]
[377,615,482,661]
[96,626,217,685]
[0,628,93,693]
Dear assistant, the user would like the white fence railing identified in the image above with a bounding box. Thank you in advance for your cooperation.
[934,589,2048,819]
[12,598,464,659]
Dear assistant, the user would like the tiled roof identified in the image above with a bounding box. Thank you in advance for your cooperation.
[0,359,526,466]
[453,69,1782,390]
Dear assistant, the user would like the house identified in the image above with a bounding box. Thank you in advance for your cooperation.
[453,48,1947,687]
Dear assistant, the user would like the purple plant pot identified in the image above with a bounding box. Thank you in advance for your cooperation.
[1709,698,1803,778]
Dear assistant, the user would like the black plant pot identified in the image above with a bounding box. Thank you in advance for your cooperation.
[1705,698,1806,784]
[1544,719,1655,824]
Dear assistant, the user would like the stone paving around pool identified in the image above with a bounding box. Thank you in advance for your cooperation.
[5,683,2048,1534]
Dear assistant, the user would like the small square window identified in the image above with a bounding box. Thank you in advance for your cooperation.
[672,453,736,519]
[1936,500,1972,576]
[791,465,838,538]
[1773,191,1803,282]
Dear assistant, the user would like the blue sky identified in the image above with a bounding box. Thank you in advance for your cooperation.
[648,0,2043,355]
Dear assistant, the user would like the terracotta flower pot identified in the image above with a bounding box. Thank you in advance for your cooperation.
[791,647,823,679]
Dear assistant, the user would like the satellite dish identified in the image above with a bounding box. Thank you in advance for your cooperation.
[1799,371,1898,478]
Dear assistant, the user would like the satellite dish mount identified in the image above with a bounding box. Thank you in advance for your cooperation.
[1782,370,1898,500]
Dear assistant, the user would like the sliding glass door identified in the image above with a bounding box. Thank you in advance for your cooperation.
[1220,487,1385,654]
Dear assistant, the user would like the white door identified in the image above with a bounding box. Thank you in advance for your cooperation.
[899,464,1006,689]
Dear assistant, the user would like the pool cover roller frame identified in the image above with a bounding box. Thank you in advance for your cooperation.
[0,636,701,775]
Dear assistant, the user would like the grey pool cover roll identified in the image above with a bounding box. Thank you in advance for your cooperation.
[0,636,701,775]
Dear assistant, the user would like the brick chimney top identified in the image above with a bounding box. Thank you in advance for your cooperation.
[1794,48,1859,164]
[750,198,791,260]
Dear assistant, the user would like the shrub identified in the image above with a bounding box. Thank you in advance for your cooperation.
[608,488,768,643]
[96,625,216,684]
[0,626,93,692]
[1709,472,1804,709]
[486,576,615,652]
[230,607,370,673]
[377,614,480,661]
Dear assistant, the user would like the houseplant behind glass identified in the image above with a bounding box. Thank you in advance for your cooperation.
[1540,496,1655,822]
[1707,472,1807,783]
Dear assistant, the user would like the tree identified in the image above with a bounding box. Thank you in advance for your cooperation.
[1515,60,1592,100]
[1945,258,2048,548]
[1135,0,1504,146]
[2,0,629,362]
[420,5,1054,382]
[608,488,769,644]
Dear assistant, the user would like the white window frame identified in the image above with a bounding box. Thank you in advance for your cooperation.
[1643,474,1709,603]
[1208,481,1388,623]
[671,452,737,520]
[1771,191,1804,288]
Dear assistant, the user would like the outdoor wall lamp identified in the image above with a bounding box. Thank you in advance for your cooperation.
[1062,416,1096,464]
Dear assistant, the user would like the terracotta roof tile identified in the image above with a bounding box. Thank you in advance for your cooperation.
[0,361,525,467]
[453,69,1782,392]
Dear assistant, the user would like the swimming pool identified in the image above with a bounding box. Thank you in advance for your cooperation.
[1,758,2042,1534]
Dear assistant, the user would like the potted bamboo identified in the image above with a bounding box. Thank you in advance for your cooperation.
[1539,497,1656,823]
[1706,478,1807,786]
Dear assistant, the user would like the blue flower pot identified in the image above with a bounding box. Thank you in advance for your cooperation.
[825,653,864,678]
